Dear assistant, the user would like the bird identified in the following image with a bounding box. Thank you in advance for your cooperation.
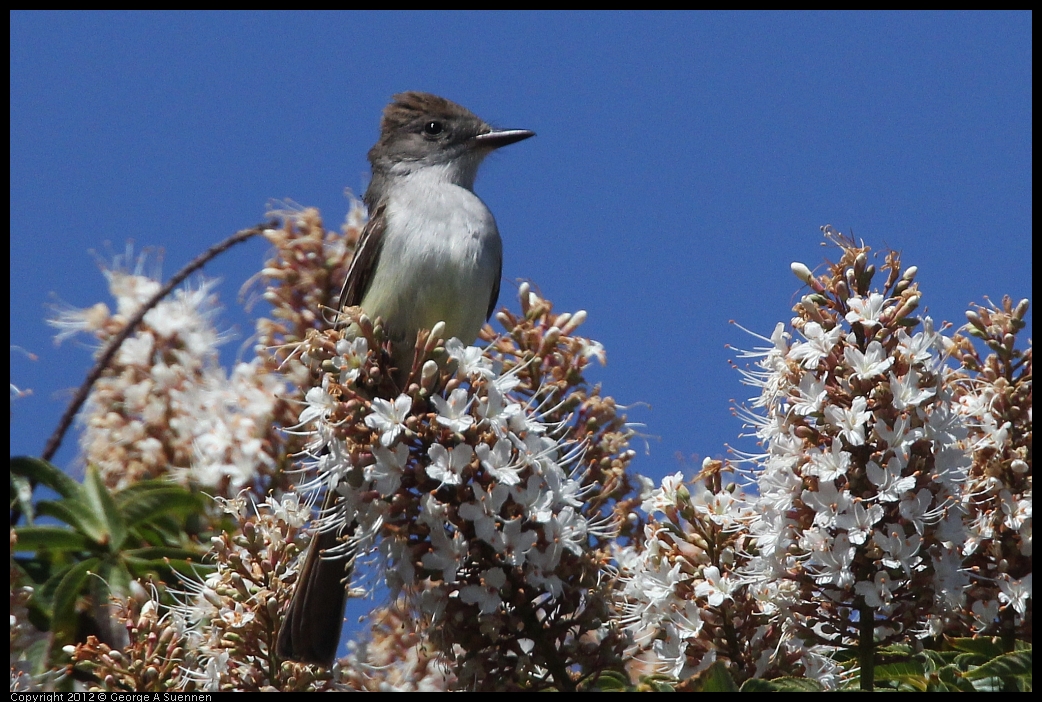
[276,91,534,666]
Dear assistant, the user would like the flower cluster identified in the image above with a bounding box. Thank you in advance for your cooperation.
[950,296,1032,639]
[616,459,836,685]
[48,247,285,495]
[71,493,343,692]
[615,227,1031,688]
[285,284,639,690]
[248,202,366,481]
[735,228,972,652]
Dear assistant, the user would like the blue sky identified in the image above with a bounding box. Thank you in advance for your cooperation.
[9,11,1031,651]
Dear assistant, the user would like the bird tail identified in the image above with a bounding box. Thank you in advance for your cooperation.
[276,512,354,666]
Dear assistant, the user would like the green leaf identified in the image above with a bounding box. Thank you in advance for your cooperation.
[117,484,204,526]
[697,661,739,692]
[36,499,108,546]
[10,456,83,500]
[11,636,52,679]
[589,670,629,690]
[13,526,93,553]
[919,649,959,668]
[49,557,100,644]
[874,661,928,692]
[741,676,825,692]
[95,558,133,602]
[124,545,205,561]
[936,664,976,692]
[945,635,1006,658]
[964,649,1033,681]
[83,465,128,551]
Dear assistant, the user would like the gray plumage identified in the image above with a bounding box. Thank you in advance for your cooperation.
[277,92,533,666]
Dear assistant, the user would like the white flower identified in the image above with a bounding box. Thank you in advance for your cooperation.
[476,440,522,486]
[836,500,883,544]
[333,337,369,385]
[854,571,895,609]
[971,598,999,632]
[477,385,522,438]
[788,322,843,370]
[873,525,922,577]
[804,442,851,482]
[459,567,507,614]
[845,341,894,379]
[459,482,510,546]
[824,396,871,445]
[431,388,475,433]
[803,480,851,530]
[807,532,856,588]
[422,526,467,583]
[845,293,887,328]
[896,323,943,368]
[365,394,412,446]
[369,444,409,495]
[510,474,555,523]
[578,338,607,364]
[898,488,934,534]
[866,457,916,502]
[445,338,495,378]
[997,574,1032,616]
[792,372,828,415]
[642,471,685,515]
[694,566,735,606]
[889,368,935,410]
[426,443,473,487]
[496,518,538,567]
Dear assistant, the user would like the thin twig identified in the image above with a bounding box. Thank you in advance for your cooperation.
[39,221,277,464]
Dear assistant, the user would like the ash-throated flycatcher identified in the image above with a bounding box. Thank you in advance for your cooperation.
[277,92,533,666]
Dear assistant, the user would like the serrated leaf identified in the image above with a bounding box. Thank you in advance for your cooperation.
[945,635,1005,658]
[95,558,133,601]
[936,664,975,692]
[920,649,959,667]
[91,559,133,645]
[970,676,1006,692]
[124,545,204,561]
[874,661,928,691]
[11,636,52,679]
[752,676,825,692]
[964,650,1033,680]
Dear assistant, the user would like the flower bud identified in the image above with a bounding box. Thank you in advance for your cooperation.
[791,261,814,285]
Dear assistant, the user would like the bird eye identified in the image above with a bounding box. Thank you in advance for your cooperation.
[423,121,444,136]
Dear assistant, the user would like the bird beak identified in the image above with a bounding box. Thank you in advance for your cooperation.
[472,128,535,150]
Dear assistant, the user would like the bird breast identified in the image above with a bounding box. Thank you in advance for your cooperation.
[363,172,502,346]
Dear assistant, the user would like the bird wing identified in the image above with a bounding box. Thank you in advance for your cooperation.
[486,249,502,322]
[337,202,387,317]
